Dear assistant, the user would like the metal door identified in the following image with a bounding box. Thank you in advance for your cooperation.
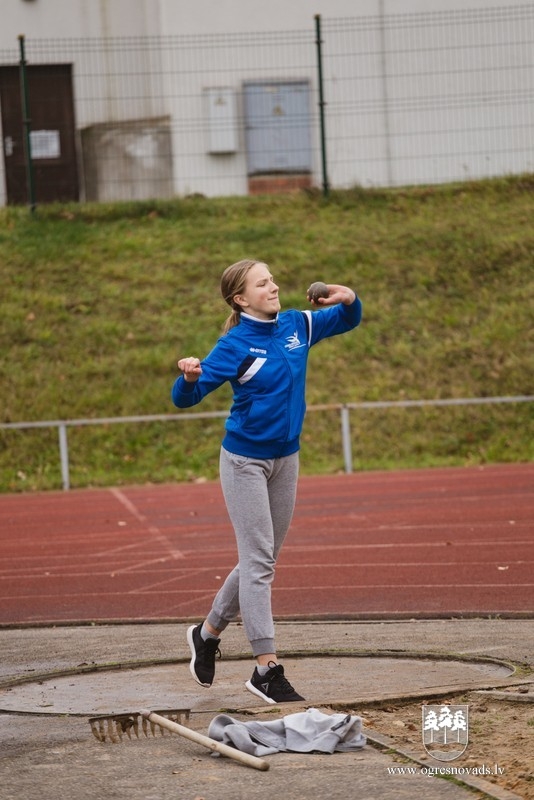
[0,64,79,204]
[244,81,312,174]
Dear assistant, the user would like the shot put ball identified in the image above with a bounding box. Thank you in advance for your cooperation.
[307,281,329,304]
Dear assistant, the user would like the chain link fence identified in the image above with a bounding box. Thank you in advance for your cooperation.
[0,3,532,206]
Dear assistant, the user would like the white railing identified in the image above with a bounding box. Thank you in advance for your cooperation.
[1,395,532,491]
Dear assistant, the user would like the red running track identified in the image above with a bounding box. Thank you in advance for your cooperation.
[0,464,532,626]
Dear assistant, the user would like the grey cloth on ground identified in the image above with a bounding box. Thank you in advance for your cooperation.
[208,707,367,757]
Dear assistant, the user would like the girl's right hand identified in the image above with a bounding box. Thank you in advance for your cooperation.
[177,357,202,382]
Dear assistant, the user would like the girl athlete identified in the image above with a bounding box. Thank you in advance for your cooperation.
[172,259,362,703]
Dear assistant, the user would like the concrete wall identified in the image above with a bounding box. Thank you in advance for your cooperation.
[1,0,508,47]
[1,0,164,203]
[157,0,533,194]
[81,116,173,202]
[159,0,512,35]
[0,0,531,203]
[1,0,161,41]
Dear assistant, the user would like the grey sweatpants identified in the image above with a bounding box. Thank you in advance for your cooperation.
[206,447,299,657]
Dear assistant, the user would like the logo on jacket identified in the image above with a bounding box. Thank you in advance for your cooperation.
[285,331,305,351]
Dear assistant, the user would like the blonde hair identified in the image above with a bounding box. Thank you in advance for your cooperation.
[220,259,262,334]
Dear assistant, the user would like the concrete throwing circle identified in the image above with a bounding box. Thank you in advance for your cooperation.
[0,656,514,716]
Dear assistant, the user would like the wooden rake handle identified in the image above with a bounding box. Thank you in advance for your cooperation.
[140,710,269,771]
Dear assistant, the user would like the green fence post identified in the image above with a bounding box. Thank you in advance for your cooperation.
[18,35,36,213]
[314,14,329,198]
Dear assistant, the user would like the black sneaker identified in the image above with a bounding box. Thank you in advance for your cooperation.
[245,661,305,704]
[187,624,221,687]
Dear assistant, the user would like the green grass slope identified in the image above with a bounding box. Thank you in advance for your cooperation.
[1,176,533,491]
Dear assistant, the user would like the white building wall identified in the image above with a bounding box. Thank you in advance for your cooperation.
[0,0,532,202]
[320,6,534,189]
[1,0,160,41]
[1,0,165,126]
[156,29,323,197]
[158,0,512,35]
[154,0,533,194]
[0,0,165,202]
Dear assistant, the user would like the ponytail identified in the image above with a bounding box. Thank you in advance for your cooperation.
[222,308,241,335]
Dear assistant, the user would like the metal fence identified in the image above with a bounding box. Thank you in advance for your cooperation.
[0,4,532,207]
[1,395,532,491]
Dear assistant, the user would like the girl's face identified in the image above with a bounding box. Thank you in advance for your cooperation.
[234,262,280,320]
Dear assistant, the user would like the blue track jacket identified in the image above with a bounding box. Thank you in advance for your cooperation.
[171,296,362,459]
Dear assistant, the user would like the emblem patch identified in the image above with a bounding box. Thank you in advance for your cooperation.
[422,704,468,762]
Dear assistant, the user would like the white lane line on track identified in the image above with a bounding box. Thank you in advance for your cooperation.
[110,488,184,560]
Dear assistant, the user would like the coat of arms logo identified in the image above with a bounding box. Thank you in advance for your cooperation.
[422,704,468,761]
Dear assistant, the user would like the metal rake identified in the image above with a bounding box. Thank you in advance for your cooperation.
[89,707,191,743]
[88,708,269,771]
